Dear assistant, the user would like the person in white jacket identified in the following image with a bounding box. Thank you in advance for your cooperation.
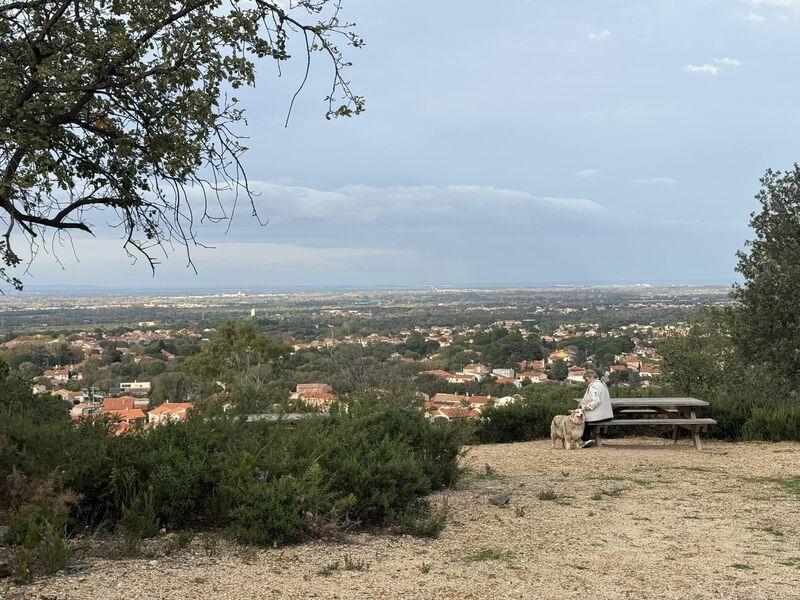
[579,370,613,447]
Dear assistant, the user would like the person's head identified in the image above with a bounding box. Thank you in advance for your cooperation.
[583,370,597,383]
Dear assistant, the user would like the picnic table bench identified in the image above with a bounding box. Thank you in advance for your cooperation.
[575,397,716,450]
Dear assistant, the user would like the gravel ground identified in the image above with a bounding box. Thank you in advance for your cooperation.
[2,438,800,600]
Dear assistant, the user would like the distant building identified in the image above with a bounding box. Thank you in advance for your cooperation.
[70,402,101,419]
[463,363,491,377]
[119,381,151,396]
[420,369,454,380]
[492,368,515,379]
[640,363,661,378]
[567,365,587,384]
[294,383,333,395]
[493,395,520,407]
[148,402,193,424]
[101,396,137,412]
[429,393,490,413]
[295,391,337,410]
[516,371,548,384]
[43,366,81,382]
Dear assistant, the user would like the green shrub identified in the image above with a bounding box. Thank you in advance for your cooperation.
[6,512,70,583]
[392,498,448,538]
[742,405,800,441]
[474,395,573,443]
[1,470,74,582]
[2,385,465,550]
[118,487,159,540]
[228,476,307,545]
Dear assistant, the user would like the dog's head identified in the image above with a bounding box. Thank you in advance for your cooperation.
[569,409,585,424]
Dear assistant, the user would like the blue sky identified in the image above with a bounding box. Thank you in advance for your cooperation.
[21,0,800,289]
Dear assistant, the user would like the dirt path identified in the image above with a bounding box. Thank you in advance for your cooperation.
[3,438,799,600]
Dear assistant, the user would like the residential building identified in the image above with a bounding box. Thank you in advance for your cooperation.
[294,383,333,395]
[567,365,587,384]
[463,363,491,377]
[101,396,137,412]
[492,368,515,379]
[119,381,151,396]
[148,402,193,424]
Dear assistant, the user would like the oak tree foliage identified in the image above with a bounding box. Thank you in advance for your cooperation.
[0,0,364,288]
[183,321,290,392]
[732,165,800,388]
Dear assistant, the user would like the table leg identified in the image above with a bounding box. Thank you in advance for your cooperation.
[689,409,703,450]
[691,427,703,451]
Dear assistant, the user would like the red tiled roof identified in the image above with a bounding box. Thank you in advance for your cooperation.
[101,396,136,411]
[421,370,454,379]
[517,371,546,378]
[431,393,463,405]
[149,402,193,416]
[437,407,480,419]
[296,383,333,393]
[108,408,146,421]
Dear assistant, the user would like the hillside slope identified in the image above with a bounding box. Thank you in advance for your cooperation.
[3,438,799,600]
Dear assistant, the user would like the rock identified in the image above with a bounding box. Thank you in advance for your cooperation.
[193,576,207,584]
[0,525,8,543]
[488,494,510,506]
[0,559,12,579]
[66,561,90,575]
[279,549,299,562]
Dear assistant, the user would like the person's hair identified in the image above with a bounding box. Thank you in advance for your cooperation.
[583,370,597,379]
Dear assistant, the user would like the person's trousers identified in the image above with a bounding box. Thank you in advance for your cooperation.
[582,417,613,442]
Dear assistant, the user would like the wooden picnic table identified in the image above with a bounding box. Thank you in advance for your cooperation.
[577,397,716,450]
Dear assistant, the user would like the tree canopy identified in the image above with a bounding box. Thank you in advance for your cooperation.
[183,321,291,392]
[0,0,363,288]
[732,165,800,388]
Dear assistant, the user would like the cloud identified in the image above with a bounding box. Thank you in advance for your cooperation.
[748,0,800,14]
[743,12,767,21]
[589,29,611,41]
[574,169,601,179]
[712,57,742,68]
[685,57,741,76]
[233,182,607,225]
[685,64,719,76]
[631,178,678,186]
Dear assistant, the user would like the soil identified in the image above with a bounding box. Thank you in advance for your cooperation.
[2,437,799,600]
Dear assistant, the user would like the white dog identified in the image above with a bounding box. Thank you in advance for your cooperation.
[550,409,585,449]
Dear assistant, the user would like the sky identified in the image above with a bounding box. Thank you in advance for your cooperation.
[16,0,800,290]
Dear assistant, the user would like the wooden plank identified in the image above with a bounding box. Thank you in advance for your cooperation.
[602,418,716,426]
[610,398,709,408]
[614,408,679,414]
[575,397,709,408]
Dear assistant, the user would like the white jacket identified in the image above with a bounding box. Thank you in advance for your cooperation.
[580,380,613,422]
